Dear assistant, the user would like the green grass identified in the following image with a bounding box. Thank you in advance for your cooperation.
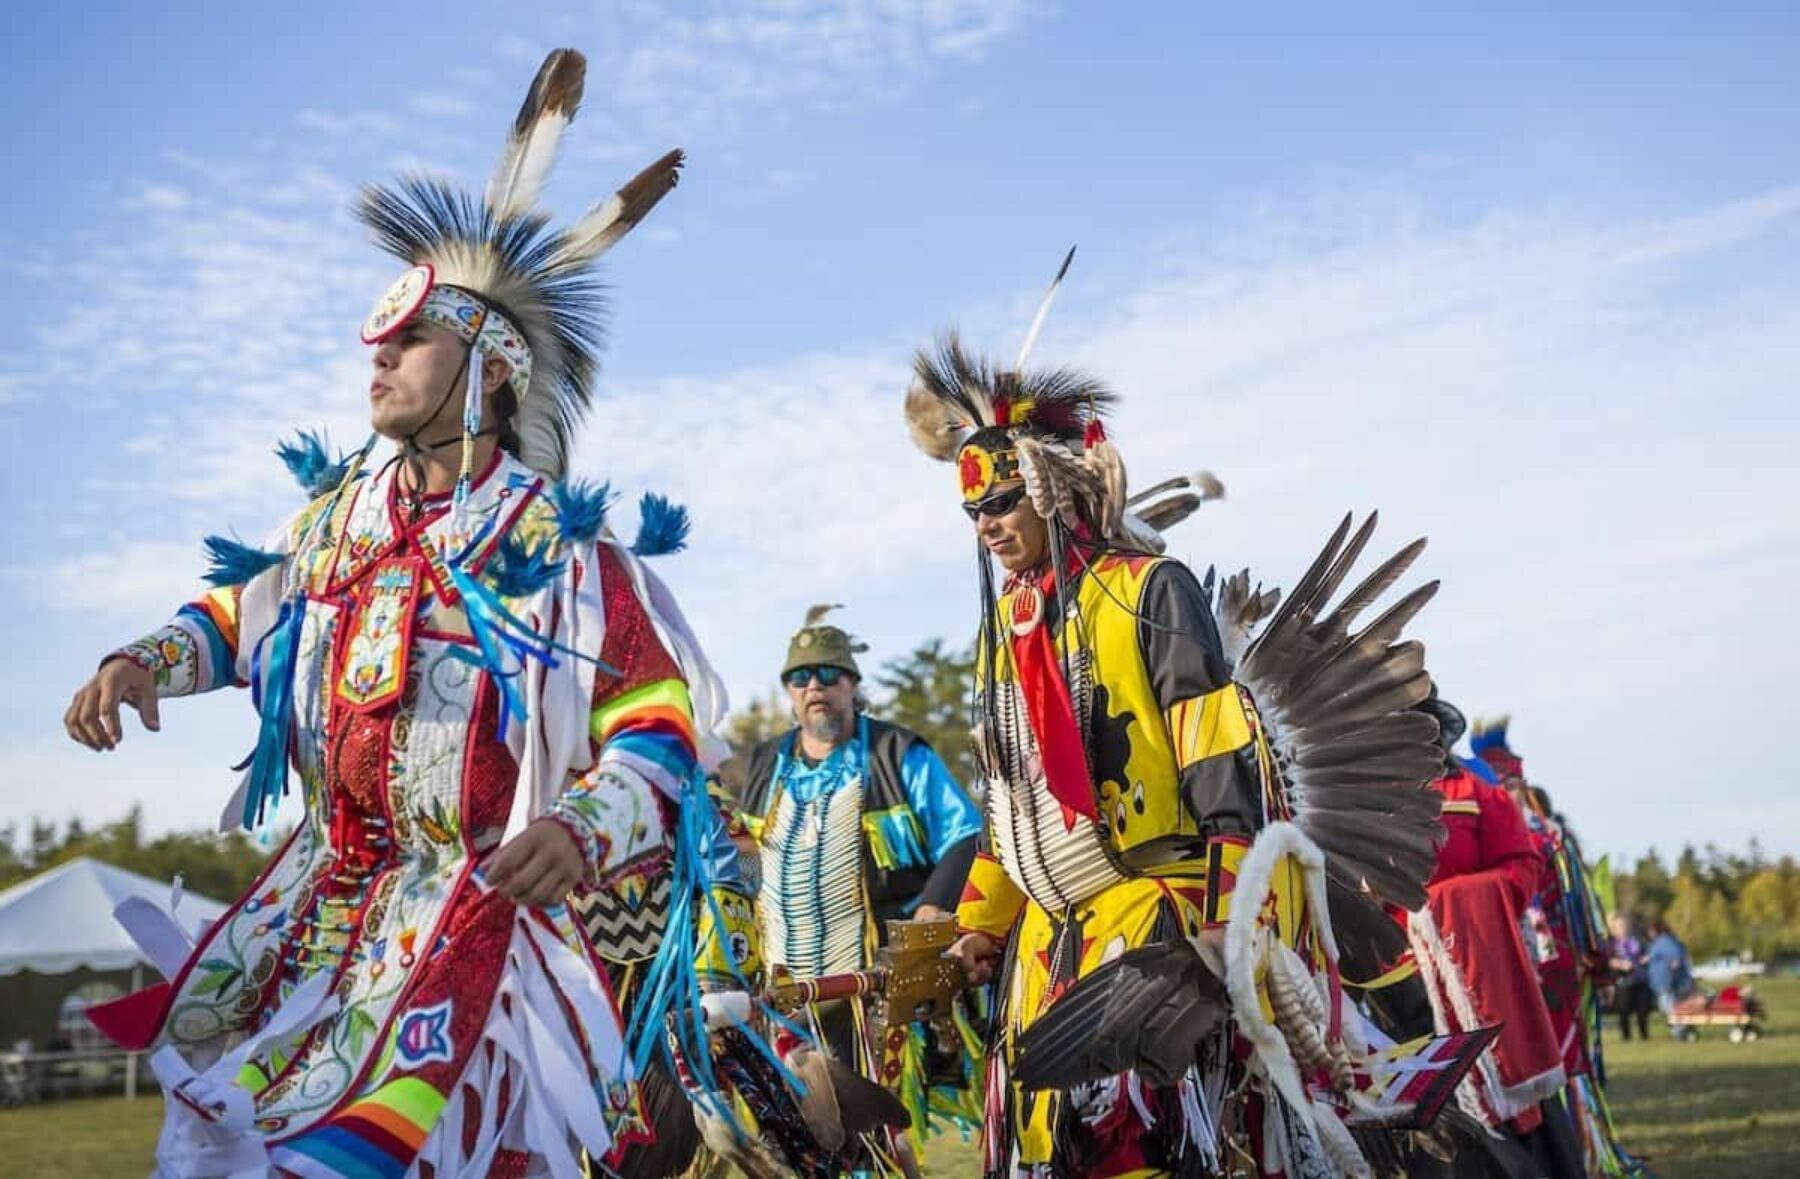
[5,978,1795,1178]
[1601,974,1800,1179]
[921,1121,982,1176]
[0,1091,164,1177]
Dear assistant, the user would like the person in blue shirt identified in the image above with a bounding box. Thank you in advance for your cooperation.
[739,605,984,1171]
[743,606,982,931]
[1645,917,1696,1022]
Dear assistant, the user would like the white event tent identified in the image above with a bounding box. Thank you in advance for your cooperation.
[0,856,225,977]
[0,857,227,1097]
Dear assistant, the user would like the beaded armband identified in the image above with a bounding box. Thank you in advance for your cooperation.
[108,627,202,697]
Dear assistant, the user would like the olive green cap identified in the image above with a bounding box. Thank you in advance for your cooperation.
[782,603,868,678]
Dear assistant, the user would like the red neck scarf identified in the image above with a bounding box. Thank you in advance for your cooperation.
[1006,549,1098,822]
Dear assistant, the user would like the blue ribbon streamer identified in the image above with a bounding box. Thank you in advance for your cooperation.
[444,559,619,745]
[624,768,806,1137]
[232,592,307,829]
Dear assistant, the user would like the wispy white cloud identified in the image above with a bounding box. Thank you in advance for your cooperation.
[259,165,351,208]
[1609,184,1800,267]
[757,167,816,196]
[136,184,191,212]
[448,66,499,89]
[495,34,546,67]
[295,108,403,139]
[407,91,479,118]
[172,0,1041,189]
[4,143,388,534]
[564,0,1043,142]
[7,542,206,624]
[0,710,294,840]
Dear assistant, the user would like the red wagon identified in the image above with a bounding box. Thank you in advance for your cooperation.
[1668,985,1767,1042]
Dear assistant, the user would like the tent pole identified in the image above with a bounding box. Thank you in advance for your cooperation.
[125,963,141,1101]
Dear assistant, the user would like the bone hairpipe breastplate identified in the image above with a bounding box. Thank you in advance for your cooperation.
[984,651,1133,913]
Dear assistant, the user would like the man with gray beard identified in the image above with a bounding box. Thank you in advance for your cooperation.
[739,606,983,1167]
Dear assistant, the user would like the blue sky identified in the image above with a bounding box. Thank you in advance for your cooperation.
[2,2,1796,865]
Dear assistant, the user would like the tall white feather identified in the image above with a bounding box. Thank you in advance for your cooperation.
[1015,245,1077,371]
[484,49,587,219]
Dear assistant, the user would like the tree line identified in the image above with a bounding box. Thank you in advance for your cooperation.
[0,806,274,901]
[1609,842,1800,963]
[722,637,981,786]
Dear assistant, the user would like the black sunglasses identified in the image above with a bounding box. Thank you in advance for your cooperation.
[783,665,848,689]
[963,485,1028,521]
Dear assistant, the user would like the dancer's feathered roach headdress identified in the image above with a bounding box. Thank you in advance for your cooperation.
[904,249,1222,551]
[1470,715,1524,781]
[357,49,682,484]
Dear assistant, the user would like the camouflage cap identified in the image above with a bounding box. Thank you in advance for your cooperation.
[782,603,868,678]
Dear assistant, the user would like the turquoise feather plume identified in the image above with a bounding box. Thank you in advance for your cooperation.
[202,535,284,588]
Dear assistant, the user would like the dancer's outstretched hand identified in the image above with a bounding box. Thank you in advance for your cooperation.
[65,658,160,751]
[487,819,585,908]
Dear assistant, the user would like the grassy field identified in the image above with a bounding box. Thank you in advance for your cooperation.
[1600,974,1800,1178]
[5,977,1795,1178]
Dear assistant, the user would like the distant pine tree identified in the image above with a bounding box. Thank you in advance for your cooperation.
[872,638,979,790]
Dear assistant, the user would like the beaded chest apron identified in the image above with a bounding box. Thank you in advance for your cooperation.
[758,751,872,979]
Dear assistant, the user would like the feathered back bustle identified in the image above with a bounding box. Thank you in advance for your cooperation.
[1204,566,1280,670]
[1226,513,1446,940]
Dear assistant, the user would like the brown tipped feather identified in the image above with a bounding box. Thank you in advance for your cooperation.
[514,49,586,132]
[1017,434,1103,528]
[554,148,686,266]
[1136,491,1200,533]
[1128,470,1224,506]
